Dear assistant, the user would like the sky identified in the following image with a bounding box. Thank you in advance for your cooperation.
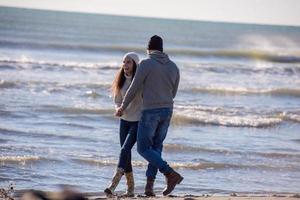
[0,0,300,26]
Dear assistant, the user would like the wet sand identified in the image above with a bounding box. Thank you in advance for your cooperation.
[11,190,300,200]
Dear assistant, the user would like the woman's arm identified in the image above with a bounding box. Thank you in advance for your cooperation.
[114,91,123,108]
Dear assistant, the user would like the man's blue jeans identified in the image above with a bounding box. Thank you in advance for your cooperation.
[117,119,138,173]
[137,107,173,179]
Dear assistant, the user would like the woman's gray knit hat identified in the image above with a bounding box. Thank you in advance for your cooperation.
[123,52,140,65]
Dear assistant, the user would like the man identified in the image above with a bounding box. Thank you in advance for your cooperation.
[116,35,182,196]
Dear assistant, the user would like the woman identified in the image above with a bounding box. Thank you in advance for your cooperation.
[104,52,142,197]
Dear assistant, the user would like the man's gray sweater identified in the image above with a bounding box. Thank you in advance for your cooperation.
[121,51,180,111]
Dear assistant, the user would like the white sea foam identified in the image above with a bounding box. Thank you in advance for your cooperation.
[0,155,41,164]
[172,105,300,127]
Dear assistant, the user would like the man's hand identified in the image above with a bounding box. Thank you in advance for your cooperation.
[115,107,124,117]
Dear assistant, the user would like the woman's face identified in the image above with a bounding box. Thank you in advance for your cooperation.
[123,56,134,75]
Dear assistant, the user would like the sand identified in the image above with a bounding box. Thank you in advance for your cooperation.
[8,190,300,200]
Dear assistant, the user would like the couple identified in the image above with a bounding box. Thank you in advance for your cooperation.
[104,35,183,197]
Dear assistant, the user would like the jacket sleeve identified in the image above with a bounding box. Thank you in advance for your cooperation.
[114,91,123,108]
[121,61,149,110]
[173,68,180,98]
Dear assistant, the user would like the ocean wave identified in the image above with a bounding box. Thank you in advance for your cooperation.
[292,139,300,144]
[37,105,114,115]
[84,90,102,98]
[0,56,119,70]
[72,158,296,171]
[0,64,20,70]
[59,82,111,90]
[282,112,300,123]
[172,112,282,128]
[1,39,300,63]
[0,138,8,143]
[0,79,111,91]
[185,63,300,76]
[0,39,144,53]
[73,158,144,167]
[32,122,95,130]
[163,144,300,159]
[0,127,96,143]
[0,155,41,164]
[43,85,109,95]
[184,87,300,97]
[0,80,18,89]
[164,144,240,155]
[175,49,300,63]
[73,158,226,170]
[172,105,300,127]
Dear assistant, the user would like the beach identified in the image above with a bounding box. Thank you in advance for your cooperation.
[1,6,300,196]
[9,190,300,200]
[5,188,300,200]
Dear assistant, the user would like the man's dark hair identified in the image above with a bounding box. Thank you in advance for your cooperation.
[147,35,163,52]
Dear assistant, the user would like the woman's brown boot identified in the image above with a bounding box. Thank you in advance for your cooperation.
[104,168,124,196]
[123,172,134,197]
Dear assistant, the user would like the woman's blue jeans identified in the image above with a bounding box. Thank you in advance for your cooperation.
[117,119,138,173]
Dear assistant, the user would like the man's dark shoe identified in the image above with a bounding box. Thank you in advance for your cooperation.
[144,177,156,197]
[162,171,183,196]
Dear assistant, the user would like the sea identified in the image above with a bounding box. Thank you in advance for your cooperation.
[0,6,300,195]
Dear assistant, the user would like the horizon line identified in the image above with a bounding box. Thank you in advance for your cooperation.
[1,5,300,28]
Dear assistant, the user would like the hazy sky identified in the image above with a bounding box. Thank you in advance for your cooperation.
[1,0,300,26]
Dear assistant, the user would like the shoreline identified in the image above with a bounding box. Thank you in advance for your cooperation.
[9,190,300,200]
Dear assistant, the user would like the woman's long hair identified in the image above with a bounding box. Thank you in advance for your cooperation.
[111,58,137,96]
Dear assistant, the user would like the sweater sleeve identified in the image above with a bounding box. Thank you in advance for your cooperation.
[173,68,180,98]
[114,91,123,108]
[121,61,149,110]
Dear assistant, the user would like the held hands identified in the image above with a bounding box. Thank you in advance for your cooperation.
[115,107,124,117]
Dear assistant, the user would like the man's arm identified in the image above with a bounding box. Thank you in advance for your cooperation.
[173,68,180,98]
[121,61,149,110]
